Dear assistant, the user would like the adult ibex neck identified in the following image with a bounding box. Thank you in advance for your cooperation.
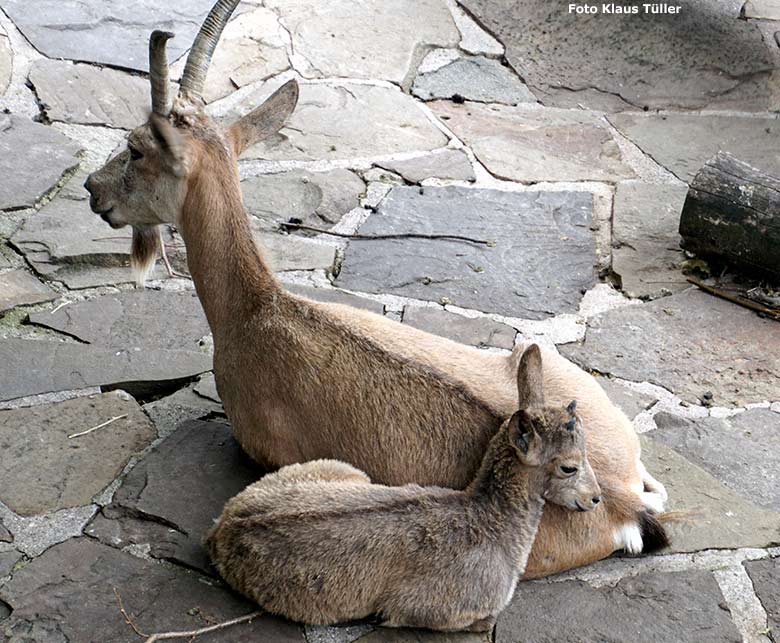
[178,153,279,334]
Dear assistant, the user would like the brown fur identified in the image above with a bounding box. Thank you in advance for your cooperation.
[206,347,598,631]
[85,39,668,578]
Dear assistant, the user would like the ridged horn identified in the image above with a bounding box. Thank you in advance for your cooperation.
[149,30,174,115]
[179,0,242,100]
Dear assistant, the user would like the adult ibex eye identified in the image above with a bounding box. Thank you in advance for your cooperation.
[560,465,578,475]
[128,145,143,161]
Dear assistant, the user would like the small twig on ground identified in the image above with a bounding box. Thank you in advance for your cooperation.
[49,300,71,315]
[68,414,128,439]
[280,222,495,246]
[113,587,149,639]
[143,611,264,642]
[687,277,780,320]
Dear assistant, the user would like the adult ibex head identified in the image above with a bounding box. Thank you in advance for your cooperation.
[84,0,298,281]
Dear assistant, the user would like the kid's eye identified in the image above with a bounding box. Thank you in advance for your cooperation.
[560,465,578,475]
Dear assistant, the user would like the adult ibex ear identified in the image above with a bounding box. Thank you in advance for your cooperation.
[228,79,299,156]
[517,344,545,409]
[149,113,187,177]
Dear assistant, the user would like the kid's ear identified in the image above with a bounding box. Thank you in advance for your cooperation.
[149,113,187,176]
[228,79,299,156]
[517,344,545,409]
[511,411,540,464]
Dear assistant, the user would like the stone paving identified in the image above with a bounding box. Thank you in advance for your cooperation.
[0,1,778,642]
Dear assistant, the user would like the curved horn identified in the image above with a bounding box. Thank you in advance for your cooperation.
[179,0,242,100]
[149,30,174,115]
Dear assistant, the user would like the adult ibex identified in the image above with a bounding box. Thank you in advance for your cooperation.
[206,346,602,632]
[84,0,668,578]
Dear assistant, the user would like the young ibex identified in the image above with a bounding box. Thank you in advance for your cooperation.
[206,346,603,631]
[84,0,668,577]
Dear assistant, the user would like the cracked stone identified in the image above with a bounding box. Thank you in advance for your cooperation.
[10,195,170,289]
[0,538,305,642]
[402,306,516,350]
[612,181,689,299]
[0,270,56,314]
[561,289,780,405]
[96,420,264,574]
[0,521,11,543]
[652,409,780,511]
[0,550,21,578]
[239,82,449,161]
[0,0,219,72]
[413,55,536,105]
[0,392,155,516]
[0,29,11,97]
[608,113,780,183]
[640,435,780,552]
[242,169,365,231]
[304,624,375,643]
[0,338,211,403]
[745,0,780,19]
[597,378,658,421]
[28,290,209,351]
[460,0,776,111]
[257,232,337,273]
[376,150,476,184]
[29,59,150,129]
[433,102,634,182]
[142,382,223,439]
[265,0,458,85]
[745,558,780,639]
[0,116,82,210]
[496,570,741,643]
[285,285,386,315]
[336,186,596,319]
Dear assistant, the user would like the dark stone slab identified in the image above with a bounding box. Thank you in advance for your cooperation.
[0,270,56,314]
[434,101,634,183]
[0,338,211,402]
[336,186,596,319]
[460,0,775,111]
[608,113,780,183]
[597,377,658,420]
[95,420,265,574]
[652,410,780,511]
[412,55,536,105]
[745,558,780,639]
[142,382,223,439]
[29,290,209,351]
[0,538,305,643]
[285,284,385,315]
[0,0,218,72]
[640,435,780,552]
[612,182,689,299]
[242,169,365,230]
[358,629,488,643]
[0,550,21,578]
[497,571,740,643]
[402,306,516,350]
[30,58,149,129]
[0,116,81,209]
[0,392,155,516]
[562,289,780,405]
[376,150,476,183]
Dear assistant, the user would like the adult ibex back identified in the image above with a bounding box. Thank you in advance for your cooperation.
[84,0,668,577]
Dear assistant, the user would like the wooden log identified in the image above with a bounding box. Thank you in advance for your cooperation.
[679,152,780,281]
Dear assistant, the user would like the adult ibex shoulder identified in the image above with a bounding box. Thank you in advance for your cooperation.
[207,346,611,631]
[85,0,668,577]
